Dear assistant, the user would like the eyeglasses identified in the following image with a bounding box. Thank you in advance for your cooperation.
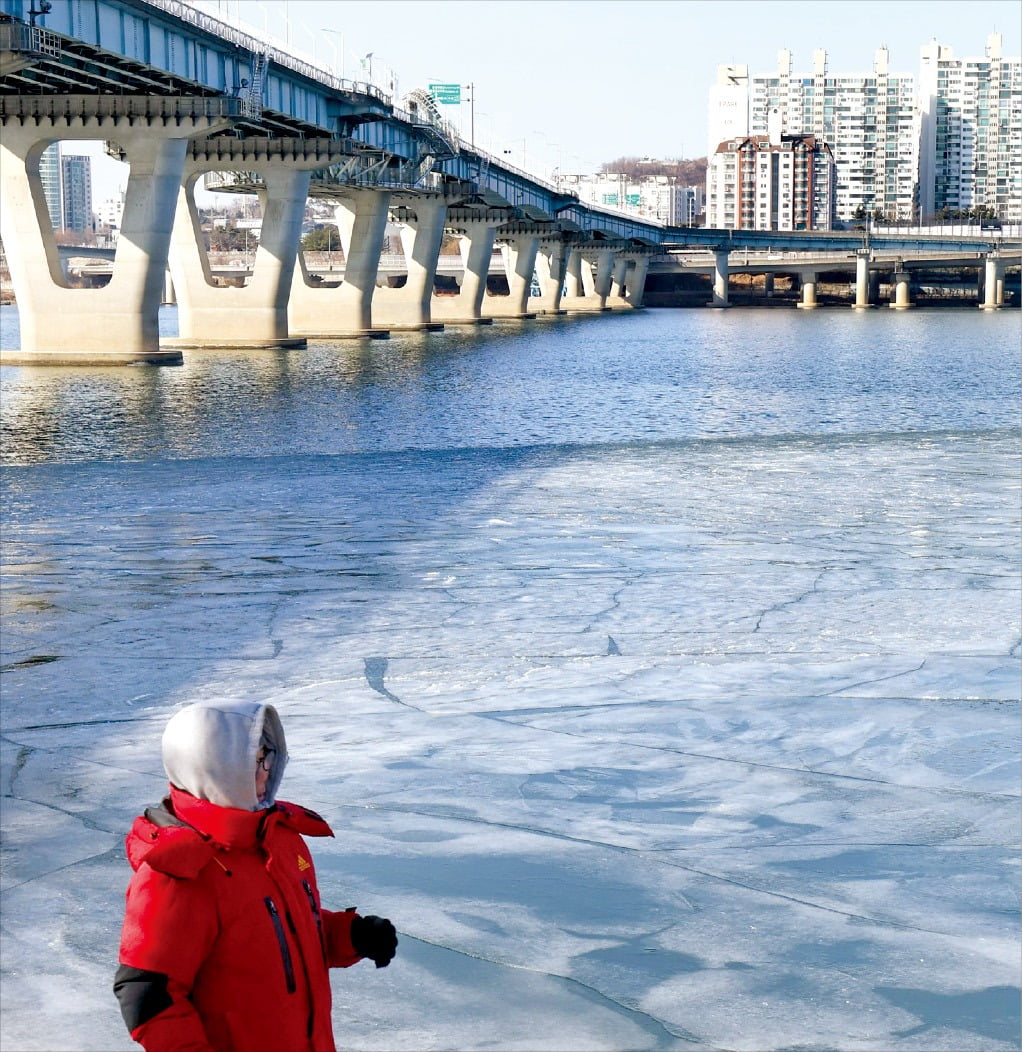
[256,747,276,772]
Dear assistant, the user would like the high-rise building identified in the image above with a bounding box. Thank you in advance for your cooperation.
[706,64,750,157]
[706,35,1020,230]
[36,143,93,233]
[60,152,93,233]
[918,34,1022,222]
[745,48,917,222]
[39,143,63,229]
[706,130,836,231]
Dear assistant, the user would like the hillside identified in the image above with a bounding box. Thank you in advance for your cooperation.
[598,156,707,185]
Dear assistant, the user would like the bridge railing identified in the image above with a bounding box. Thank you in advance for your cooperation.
[0,19,61,57]
[138,0,392,106]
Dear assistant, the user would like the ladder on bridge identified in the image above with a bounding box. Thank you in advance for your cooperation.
[243,47,270,120]
[475,155,490,190]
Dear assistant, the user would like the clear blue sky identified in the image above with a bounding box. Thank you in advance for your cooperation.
[85,0,1021,198]
[274,0,1021,170]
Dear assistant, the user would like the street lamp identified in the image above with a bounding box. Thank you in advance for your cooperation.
[28,0,52,27]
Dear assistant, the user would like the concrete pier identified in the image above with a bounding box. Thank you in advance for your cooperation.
[562,246,616,312]
[980,254,1005,310]
[712,249,730,308]
[431,209,505,325]
[482,231,540,319]
[373,196,447,331]
[890,269,913,309]
[0,96,235,364]
[853,252,874,309]
[797,271,819,309]
[289,189,392,338]
[168,152,310,350]
[533,236,573,315]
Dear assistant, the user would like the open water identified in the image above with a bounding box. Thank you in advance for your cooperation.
[1,304,1019,463]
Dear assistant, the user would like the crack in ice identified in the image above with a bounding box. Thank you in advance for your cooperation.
[397,932,715,1050]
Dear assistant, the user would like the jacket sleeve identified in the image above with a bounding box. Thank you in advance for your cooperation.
[321,907,363,968]
[115,864,218,1051]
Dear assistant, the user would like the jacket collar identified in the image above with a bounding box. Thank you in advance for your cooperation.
[170,786,269,849]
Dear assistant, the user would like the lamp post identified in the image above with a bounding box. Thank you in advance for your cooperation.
[466,82,475,146]
[28,0,52,27]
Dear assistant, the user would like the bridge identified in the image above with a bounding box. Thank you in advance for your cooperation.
[0,0,1018,364]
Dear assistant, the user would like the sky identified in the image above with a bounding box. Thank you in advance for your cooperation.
[79,0,1021,200]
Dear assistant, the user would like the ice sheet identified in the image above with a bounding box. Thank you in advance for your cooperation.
[1,428,1019,1050]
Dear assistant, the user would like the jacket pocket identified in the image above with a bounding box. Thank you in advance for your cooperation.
[264,896,297,994]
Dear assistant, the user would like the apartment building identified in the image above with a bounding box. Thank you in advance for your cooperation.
[60,152,93,233]
[746,48,917,222]
[557,172,704,226]
[705,120,837,231]
[706,35,1021,229]
[39,143,94,233]
[918,33,1022,222]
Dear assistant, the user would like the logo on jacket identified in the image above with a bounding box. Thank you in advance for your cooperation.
[297,854,311,872]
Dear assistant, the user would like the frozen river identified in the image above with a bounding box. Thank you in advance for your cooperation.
[1,305,1020,1050]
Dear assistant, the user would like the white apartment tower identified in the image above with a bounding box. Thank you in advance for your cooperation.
[747,48,917,221]
[706,64,750,157]
[918,34,1022,222]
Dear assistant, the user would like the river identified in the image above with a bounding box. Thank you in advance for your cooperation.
[1,304,1020,1051]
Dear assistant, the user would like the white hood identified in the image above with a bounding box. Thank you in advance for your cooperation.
[162,700,288,811]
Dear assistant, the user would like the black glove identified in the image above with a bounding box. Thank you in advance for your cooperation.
[350,914,398,968]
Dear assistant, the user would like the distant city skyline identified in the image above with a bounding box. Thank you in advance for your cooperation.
[68,0,1021,205]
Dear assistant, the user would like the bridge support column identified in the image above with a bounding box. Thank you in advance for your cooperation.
[564,248,584,298]
[763,273,775,297]
[797,272,819,309]
[482,232,540,318]
[624,254,650,307]
[606,254,650,309]
[562,247,615,312]
[169,165,310,349]
[0,105,233,364]
[712,250,730,307]
[373,197,446,330]
[533,237,572,314]
[853,252,873,309]
[290,189,391,338]
[980,255,1004,310]
[607,255,630,305]
[889,269,913,309]
[431,217,502,324]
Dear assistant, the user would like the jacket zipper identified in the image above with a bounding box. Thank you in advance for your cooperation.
[302,879,325,949]
[264,897,297,994]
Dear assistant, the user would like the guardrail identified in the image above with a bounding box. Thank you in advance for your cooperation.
[138,0,392,106]
[0,19,61,56]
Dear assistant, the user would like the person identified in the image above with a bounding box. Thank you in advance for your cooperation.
[113,700,397,1052]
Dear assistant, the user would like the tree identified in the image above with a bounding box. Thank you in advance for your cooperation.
[206,219,250,253]
[301,226,340,252]
[598,156,707,185]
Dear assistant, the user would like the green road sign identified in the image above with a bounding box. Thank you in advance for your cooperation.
[429,83,461,105]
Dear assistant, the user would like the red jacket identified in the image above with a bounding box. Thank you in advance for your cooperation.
[116,787,362,1052]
